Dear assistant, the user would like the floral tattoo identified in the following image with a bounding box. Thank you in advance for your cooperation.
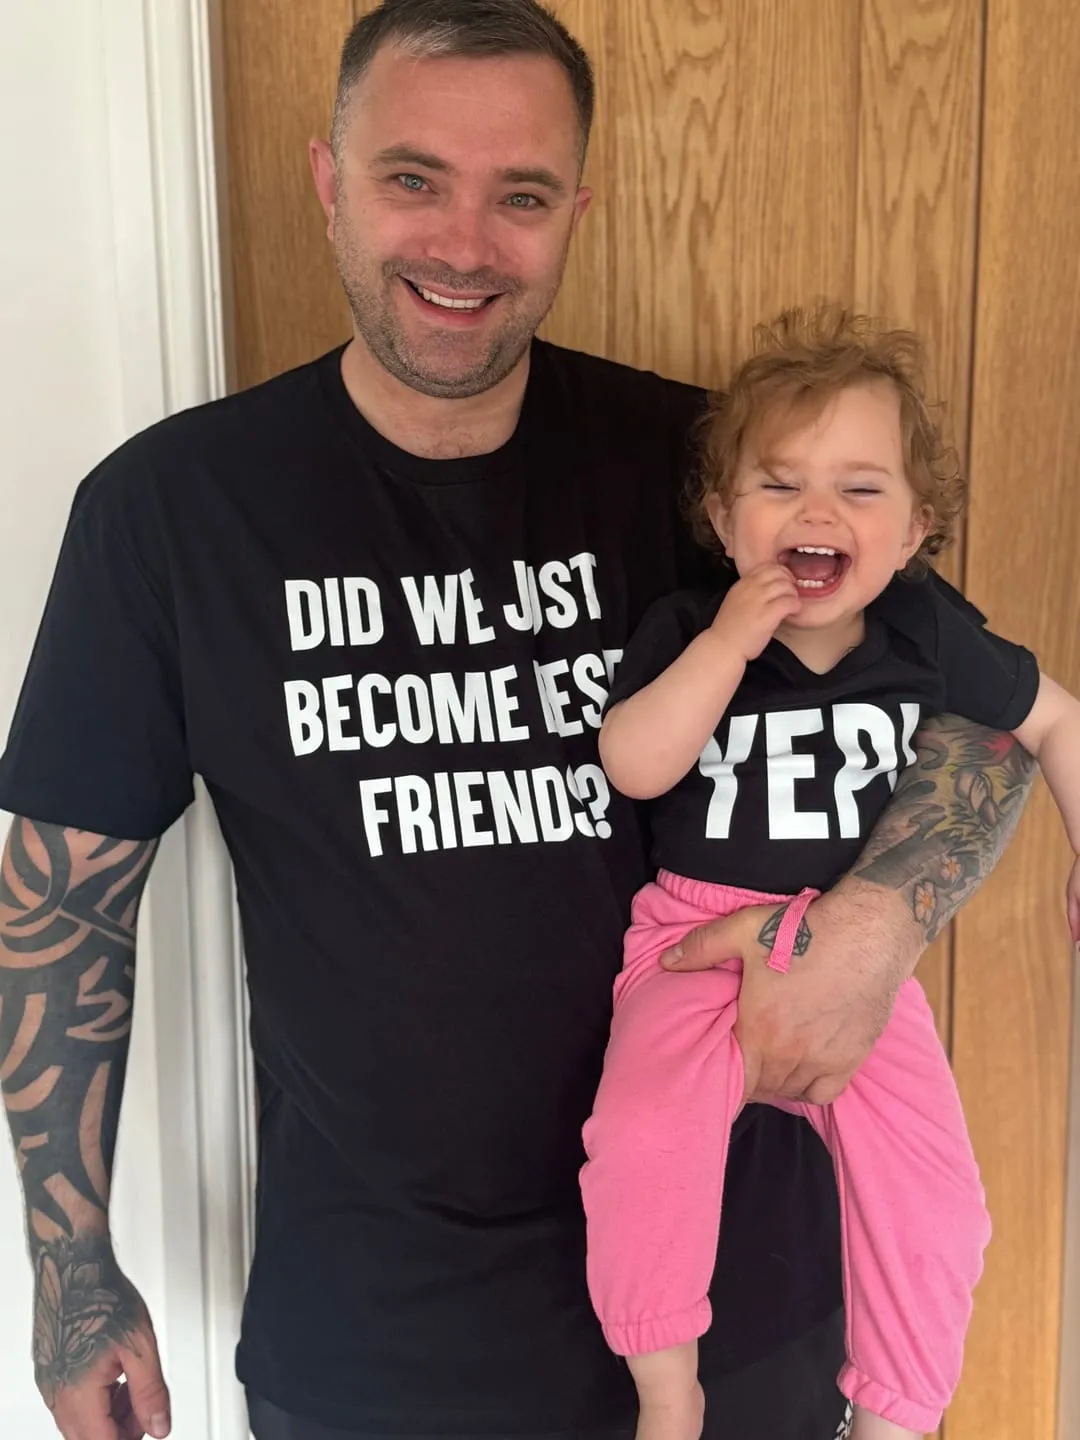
[852,716,1035,943]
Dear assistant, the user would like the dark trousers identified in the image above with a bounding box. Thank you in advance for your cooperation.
[247,1311,850,1440]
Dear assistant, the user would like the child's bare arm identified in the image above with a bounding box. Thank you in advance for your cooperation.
[600,563,800,800]
[599,630,747,799]
[1012,673,1080,938]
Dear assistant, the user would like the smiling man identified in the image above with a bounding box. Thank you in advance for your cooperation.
[0,4,1034,1440]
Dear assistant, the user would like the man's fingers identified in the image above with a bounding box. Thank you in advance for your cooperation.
[736,1038,763,1109]
[121,1337,171,1440]
[661,904,772,971]
[658,917,731,971]
[800,1071,856,1106]
[110,1380,145,1440]
[745,1057,804,1105]
[50,1379,121,1440]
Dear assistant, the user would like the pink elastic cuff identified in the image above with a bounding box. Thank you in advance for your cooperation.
[766,887,819,973]
[601,1298,711,1357]
[838,1363,944,1433]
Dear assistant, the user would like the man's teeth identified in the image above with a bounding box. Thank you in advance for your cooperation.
[417,285,488,311]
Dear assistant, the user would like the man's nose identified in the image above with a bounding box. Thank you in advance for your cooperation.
[423,201,499,279]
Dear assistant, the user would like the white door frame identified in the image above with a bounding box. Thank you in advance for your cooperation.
[102,3,253,1437]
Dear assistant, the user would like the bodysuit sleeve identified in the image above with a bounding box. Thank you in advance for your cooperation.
[932,582,1041,731]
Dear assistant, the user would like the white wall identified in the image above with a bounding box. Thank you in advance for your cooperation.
[0,4,163,1436]
[0,3,246,1437]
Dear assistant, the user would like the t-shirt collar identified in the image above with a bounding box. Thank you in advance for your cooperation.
[315,341,546,486]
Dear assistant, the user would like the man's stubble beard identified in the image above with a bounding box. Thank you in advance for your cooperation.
[333,218,569,401]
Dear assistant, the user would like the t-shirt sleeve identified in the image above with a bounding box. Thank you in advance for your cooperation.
[932,579,1041,730]
[605,592,701,712]
[0,447,193,839]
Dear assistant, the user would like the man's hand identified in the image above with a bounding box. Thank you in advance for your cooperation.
[33,1235,171,1440]
[660,717,1037,1104]
[662,883,912,1104]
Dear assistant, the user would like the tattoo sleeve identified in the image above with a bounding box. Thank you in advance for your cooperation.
[0,818,157,1401]
[850,714,1036,944]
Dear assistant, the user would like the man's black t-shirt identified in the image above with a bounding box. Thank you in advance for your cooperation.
[606,583,1039,892]
[0,343,844,1430]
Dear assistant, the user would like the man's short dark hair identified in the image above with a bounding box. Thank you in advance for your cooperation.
[331,0,595,164]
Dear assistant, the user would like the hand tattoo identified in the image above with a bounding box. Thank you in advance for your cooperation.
[32,1232,145,1404]
[852,716,1035,943]
[757,905,813,958]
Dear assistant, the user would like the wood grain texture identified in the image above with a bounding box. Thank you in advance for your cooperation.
[731,0,861,364]
[609,0,735,384]
[854,0,982,596]
[540,1,616,360]
[222,0,353,389]
[950,1,1080,1434]
[850,14,983,1432]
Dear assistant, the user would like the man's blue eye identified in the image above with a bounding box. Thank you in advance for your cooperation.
[506,193,540,209]
[397,174,427,192]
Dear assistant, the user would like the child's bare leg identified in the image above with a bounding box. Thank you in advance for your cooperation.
[850,1406,921,1440]
[626,1341,704,1440]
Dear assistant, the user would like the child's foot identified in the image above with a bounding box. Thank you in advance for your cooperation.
[628,1343,704,1440]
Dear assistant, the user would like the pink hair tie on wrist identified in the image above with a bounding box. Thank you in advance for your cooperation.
[766,887,819,974]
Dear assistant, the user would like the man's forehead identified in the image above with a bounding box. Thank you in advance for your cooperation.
[342,45,581,153]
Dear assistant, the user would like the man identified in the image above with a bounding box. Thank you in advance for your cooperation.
[0,3,1033,1439]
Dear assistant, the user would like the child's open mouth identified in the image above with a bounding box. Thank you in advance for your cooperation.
[779,545,851,598]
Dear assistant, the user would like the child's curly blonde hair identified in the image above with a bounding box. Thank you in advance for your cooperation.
[691,305,966,572]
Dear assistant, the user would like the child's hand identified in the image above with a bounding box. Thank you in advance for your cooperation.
[710,562,801,662]
[1067,855,1080,944]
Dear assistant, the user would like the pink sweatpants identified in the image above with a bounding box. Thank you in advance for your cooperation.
[580,872,991,1435]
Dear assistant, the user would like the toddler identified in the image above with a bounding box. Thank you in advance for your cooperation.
[582,307,1080,1440]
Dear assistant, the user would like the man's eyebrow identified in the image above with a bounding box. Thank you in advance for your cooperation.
[369,148,567,197]
[371,145,453,173]
[496,166,567,196]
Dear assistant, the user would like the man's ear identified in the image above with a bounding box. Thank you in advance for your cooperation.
[570,186,593,236]
[309,139,336,240]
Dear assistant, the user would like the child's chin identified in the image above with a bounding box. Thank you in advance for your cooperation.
[786,595,851,625]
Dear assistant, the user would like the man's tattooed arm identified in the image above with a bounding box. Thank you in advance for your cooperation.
[0,819,157,1405]
[755,715,1035,958]
[852,714,1035,942]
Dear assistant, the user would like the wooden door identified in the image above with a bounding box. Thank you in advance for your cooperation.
[220,2,1079,1434]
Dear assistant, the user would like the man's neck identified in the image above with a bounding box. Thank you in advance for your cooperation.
[339,334,530,460]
